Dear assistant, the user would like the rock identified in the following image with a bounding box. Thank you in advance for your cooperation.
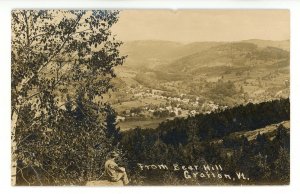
[86,180,124,186]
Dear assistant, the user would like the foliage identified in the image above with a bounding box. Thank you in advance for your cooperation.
[121,99,290,185]
[12,10,125,185]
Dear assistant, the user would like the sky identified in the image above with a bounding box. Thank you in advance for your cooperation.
[111,10,290,43]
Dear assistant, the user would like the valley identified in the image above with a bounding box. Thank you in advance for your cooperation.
[105,39,290,131]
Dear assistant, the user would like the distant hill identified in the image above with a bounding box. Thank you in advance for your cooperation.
[120,40,224,69]
[160,42,289,75]
[119,40,289,74]
[242,39,290,51]
[120,40,183,60]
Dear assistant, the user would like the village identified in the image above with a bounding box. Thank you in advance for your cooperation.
[115,85,224,123]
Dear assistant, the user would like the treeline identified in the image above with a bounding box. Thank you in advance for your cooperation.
[120,98,290,185]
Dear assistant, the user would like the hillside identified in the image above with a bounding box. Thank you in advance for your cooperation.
[230,120,290,141]
[119,39,289,70]
[121,99,290,185]
[242,39,290,51]
[119,40,228,71]
[161,42,289,74]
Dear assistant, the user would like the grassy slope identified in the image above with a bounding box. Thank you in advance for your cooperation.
[230,120,290,141]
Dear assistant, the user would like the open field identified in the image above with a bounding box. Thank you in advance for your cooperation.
[117,117,173,131]
[231,120,290,141]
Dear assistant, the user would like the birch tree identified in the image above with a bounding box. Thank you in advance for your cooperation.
[11,10,125,185]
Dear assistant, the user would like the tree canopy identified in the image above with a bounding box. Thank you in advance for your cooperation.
[11,10,125,185]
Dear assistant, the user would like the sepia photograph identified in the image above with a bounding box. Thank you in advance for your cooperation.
[11,9,290,186]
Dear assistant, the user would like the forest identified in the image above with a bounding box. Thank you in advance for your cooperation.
[121,98,290,185]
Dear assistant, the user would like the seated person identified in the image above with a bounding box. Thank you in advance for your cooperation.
[104,151,129,185]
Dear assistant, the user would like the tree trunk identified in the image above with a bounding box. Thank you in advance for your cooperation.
[11,107,19,186]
